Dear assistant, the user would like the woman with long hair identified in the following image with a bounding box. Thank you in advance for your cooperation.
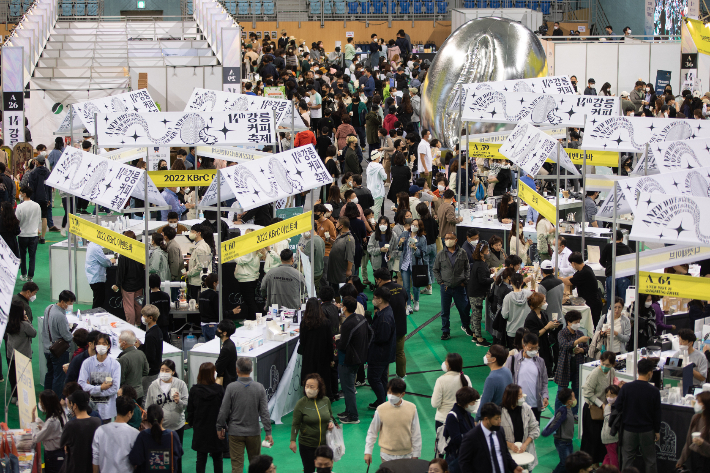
[443,387,479,473]
[598,82,613,96]
[467,241,494,346]
[508,220,532,265]
[432,353,472,430]
[387,151,411,203]
[149,232,170,283]
[298,298,334,398]
[367,215,393,273]
[389,209,413,284]
[417,202,439,294]
[497,193,517,224]
[0,201,20,257]
[32,390,67,473]
[536,214,556,262]
[6,301,36,400]
[397,94,413,126]
[115,230,145,326]
[500,383,540,470]
[524,292,560,378]
[398,218,427,313]
[485,235,507,269]
[335,115,356,149]
[395,191,410,215]
[289,373,337,473]
[344,202,367,278]
[326,185,345,220]
[130,404,184,472]
[187,362,225,473]
[448,159,460,194]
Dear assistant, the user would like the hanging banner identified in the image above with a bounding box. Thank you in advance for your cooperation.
[68,214,146,263]
[97,111,276,147]
[148,169,216,187]
[468,126,567,144]
[15,350,36,430]
[74,89,160,131]
[613,245,710,278]
[518,179,557,224]
[196,145,270,162]
[276,207,305,251]
[585,175,627,192]
[619,167,710,214]
[2,47,25,149]
[455,75,575,109]
[201,145,333,211]
[629,192,710,245]
[267,341,302,424]
[646,138,710,173]
[469,142,618,166]
[221,211,312,262]
[597,183,632,218]
[685,18,710,56]
[56,107,81,134]
[639,271,710,300]
[184,88,306,129]
[102,147,148,163]
[221,27,241,93]
[581,116,710,152]
[500,122,580,177]
[461,91,619,127]
[0,237,20,322]
[46,147,168,212]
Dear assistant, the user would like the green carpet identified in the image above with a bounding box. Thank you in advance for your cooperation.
[8,200,578,472]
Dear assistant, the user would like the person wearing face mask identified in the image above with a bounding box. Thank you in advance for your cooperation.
[159,211,188,235]
[290,374,337,473]
[78,332,121,421]
[432,353,472,431]
[677,391,710,472]
[461,228,479,265]
[466,241,494,345]
[5,302,36,403]
[561,251,603,326]
[554,310,588,418]
[199,273,242,341]
[117,329,149,406]
[366,287,397,410]
[161,186,195,221]
[630,80,646,111]
[459,402,523,473]
[500,383,540,470]
[313,446,335,473]
[343,135,362,175]
[213,319,238,388]
[11,281,37,324]
[59,391,102,473]
[600,384,621,467]
[674,329,708,387]
[298,229,326,289]
[541,388,578,473]
[339,189,367,224]
[501,274,534,349]
[184,224,212,301]
[593,297,631,355]
[364,378,421,465]
[186,362,226,473]
[84,242,116,309]
[366,151,387,221]
[581,351,617,466]
[434,232,471,341]
[148,232,170,283]
[32,389,68,473]
[91,395,140,473]
[114,230,145,326]
[135,304,163,394]
[163,225,184,301]
[476,344,513,421]
[442,387,480,473]
[504,333,549,424]
[524,290,560,379]
[397,217,427,313]
[41,289,76,397]
[14,185,41,281]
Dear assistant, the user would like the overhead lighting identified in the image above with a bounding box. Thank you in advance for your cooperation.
[137,0,146,8]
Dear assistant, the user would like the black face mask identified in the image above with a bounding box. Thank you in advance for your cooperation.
[488,424,501,432]
[316,468,332,473]
[159,166,168,171]
[216,331,223,339]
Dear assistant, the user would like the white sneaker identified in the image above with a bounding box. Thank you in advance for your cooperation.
[406,305,413,315]
[413,301,419,312]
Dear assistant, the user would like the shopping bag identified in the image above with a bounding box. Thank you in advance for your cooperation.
[411,259,429,288]
[326,425,346,462]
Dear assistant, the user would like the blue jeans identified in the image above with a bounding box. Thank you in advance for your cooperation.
[18,236,38,278]
[367,363,388,405]
[553,439,574,473]
[440,285,471,334]
[401,269,420,305]
[202,323,218,342]
[338,364,359,420]
[446,452,460,473]
[605,276,631,312]
[555,366,580,416]
[44,351,69,398]
[425,244,437,285]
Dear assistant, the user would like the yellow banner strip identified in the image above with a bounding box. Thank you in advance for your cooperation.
[638,271,710,300]
[518,179,557,224]
[221,211,313,263]
[469,142,619,167]
[147,170,216,187]
[68,214,146,264]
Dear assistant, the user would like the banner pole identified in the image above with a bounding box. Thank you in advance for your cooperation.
[310,189,315,297]
[515,178,519,257]
[581,148,586,259]
[94,112,100,225]
[610,160,619,351]
[554,142,560,274]
[73,196,78,293]
[465,122,470,208]
[144,148,150,308]
[217,169,223,321]
[633,143,649,379]
[67,105,73,294]
[457,94,462,209]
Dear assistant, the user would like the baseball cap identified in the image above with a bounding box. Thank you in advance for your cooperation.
[588,78,595,83]
[409,87,418,95]
[540,260,554,270]
[409,185,421,195]
[620,91,629,98]
[35,155,45,164]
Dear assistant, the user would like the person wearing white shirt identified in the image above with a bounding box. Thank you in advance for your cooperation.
[15,185,41,281]
[365,151,387,221]
[431,353,472,430]
[364,378,422,465]
[92,396,139,473]
[417,129,433,187]
[551,237,574,277]
[78,332,122,421]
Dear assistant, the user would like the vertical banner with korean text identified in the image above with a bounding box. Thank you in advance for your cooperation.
[222,27,241,93]
[2,47,25,149]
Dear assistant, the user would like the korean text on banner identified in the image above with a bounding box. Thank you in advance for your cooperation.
[68,214,146,264]
[469,142,618,166]
[638,271,710,299]
[15,350,36,430]
[221,212,312,262]
[518,179,557,224]
[148,169,216,187]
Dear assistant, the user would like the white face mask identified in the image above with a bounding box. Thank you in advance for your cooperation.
[445,239,456,248]
[541,303,548,310]
[554,25,559,29]
[438,185,446,192]
[483,355,489,365]
[388,394,401,405]
[169,223,178,228]
[325,212,332,218]
[645,88,650,92]
[466,400,480,414]
[517,398,525,407]
[606,397,616,405]
[441,361,448,372]
[141,316,147,325]
[38,403,44,413]
[379,224,387,232]
[695,402,704,413]
[29,295,36,302]
[351,197,358,205]
[644,301,652,308]
[188,232,197,241]
[526,350,538,358]
[369,219,376,225]
[411,226,419,233]
[159,372,173,382]
[305,388,318,399]
[66,305,74,313]
[95,345,108,356]
[570,323,581,331]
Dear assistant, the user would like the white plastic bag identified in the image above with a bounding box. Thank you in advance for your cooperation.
[326,425,346,462]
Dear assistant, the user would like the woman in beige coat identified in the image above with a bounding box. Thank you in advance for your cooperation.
[500,383,540,471]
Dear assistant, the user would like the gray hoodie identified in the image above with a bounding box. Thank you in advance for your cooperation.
[143,377,189,431]
[502,289,533,337]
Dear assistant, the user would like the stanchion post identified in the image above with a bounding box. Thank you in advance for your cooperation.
[457,94,463,208]
[310,189,315,297]
[554,142,560,274]
[144,148,150,306]
[67,105,73,293]
[633,143,650,379]
[581,149,586,257]
[94,113,99,224]
[217,169,223,321]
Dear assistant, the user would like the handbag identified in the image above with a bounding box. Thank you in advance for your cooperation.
[589,403,604,421]
[411,257,429,288]
[44,306,70,359]
[491,308,507,333]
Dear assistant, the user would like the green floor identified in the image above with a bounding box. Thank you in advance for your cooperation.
[9,203,577,472]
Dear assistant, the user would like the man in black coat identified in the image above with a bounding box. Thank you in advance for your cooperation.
[366,287,396,409]
[215,319,238,387]
[336,296,372,424]
[459,403,522,473]
[374,268,408,377]
[136,304,163,395]
[600,230,632,311]
[235,202,274,227]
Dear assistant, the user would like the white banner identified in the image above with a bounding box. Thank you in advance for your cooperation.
[184,88,307,129]
[619,167,710,214]
[46,147,168,212]
[267,341,302,424]
[74,90,160,132]
[464,75,576,94]
[102,147,148,163]
[500,122,580,176]
[613,245,710,278]
[196,145,270,162]
[0,237,20,325]
[582,117,710,152]
[630,192,710,245]
[462,91,619,127]
[647,138,710,173]
[598,183,632,218]
[200,145,333,211]
[56,107,82,134]
[97,111,276,147]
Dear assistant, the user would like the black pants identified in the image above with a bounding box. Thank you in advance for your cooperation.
[311,117,321,134]
[77,198,89,211]
[299,443,318,473]
[196,450,223,473]
[44,448,64,473]
[238,280,258,320]
[188,284,201,302]
[62,196,75,228]
[8,357,16,398]
[90,282,106,309]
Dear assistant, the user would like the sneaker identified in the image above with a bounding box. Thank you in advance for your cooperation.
[355,381,367,387]
[337,412,349,419]
[574,415,579,423]
[341,416,360,424]
[26,278,32,282]
[18,275,27,282]
[441,332,451,341]
[39,239,45,244]
[48,226,61,232]
[461,326,474,337]
[475,338,492,347]
[413,301,419,312]
[368,402,381,410]
[406,305,413,315]
[421,287,432,295]
[60,227,67,237]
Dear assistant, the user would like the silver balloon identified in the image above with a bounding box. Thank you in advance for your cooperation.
[421,18,547,149]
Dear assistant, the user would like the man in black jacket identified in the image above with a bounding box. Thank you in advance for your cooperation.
[336,296,371,424]
[352,174,374,211]
[199,274,242,341]
[600,230,632,311]
[235,202,274,227]
[215,319,238,387]
[459,403,522,473]
[27,156,51,243]
[366,287,396,410]
[374,268,408,377]
[147,274,172,342]
[136,304,163,395]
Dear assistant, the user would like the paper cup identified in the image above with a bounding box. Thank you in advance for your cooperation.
[552,313,558,321]
[693,432,701,439]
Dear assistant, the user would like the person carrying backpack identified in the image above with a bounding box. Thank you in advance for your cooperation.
[542,387,577,473]
[437,386,479,473]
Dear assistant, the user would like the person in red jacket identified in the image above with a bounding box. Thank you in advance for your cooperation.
[294,130,317,148]
[383,107,398,132]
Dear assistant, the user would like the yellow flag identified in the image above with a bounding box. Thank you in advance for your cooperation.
[469,142,618,166]
[147,170,216,187]
[68,214,146,263]
[221,212,313,262]
[638,271,710,300]
[518,179,557,224]
[686,18,710,56]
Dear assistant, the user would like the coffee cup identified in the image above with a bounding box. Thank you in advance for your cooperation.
[170,388,179,399]
[384,244,390,249]
[693,432,701,439]
[562,190,569,199]
[324,231,330,239]
[552,312,558,321]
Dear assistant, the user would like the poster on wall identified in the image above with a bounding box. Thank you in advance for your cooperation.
[96,111,276,147]
[0,237,20,325]
[461,91,618,127]
[581,116,710,152]
[148,147,170,171]
[74,90,160,131]
[655,70,672,95]
[629,192,710,245]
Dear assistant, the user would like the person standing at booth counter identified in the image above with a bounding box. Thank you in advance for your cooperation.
[85,242,116,310]
[114,230,145,327]
[561,252,603,327]
[674,329,708,388]
[185,224,212,302]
